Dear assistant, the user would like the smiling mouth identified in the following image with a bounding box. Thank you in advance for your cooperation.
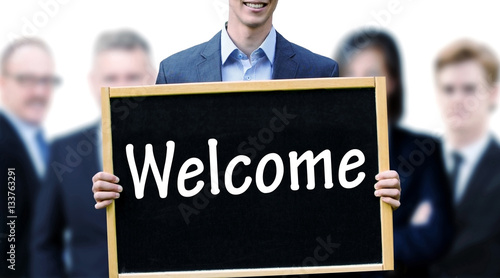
[244,2,267,9]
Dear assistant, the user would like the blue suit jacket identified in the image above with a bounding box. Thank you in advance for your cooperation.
[156,31,339,84]
[31,124,108,277]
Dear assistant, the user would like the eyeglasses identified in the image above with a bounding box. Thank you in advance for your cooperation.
[3,72,62,88]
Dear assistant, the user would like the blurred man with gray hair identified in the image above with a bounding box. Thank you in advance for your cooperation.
[31,29,155,277]
[0,37,59,277]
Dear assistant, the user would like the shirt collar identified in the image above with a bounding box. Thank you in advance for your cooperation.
[1,108,41,140]
[221,23,276,65]
[444,133,491,168]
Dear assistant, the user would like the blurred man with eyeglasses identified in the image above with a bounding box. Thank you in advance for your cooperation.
[0,37,60,277]
[31,29,155,278]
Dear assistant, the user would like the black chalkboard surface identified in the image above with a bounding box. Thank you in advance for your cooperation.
[101,77,393,278]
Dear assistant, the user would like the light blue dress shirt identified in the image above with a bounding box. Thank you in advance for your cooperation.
[221,25,276,81]
[2,108,48,177]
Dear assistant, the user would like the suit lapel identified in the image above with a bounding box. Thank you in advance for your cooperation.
[457,139,500,212]
[199,31,298,81]
[0,112,41,205]
[0,112,38,177]
[197,32,223,82]
[452,139,500,252]
[272,32,298,79]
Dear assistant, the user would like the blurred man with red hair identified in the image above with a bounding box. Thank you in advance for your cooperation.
[433,39,500,277]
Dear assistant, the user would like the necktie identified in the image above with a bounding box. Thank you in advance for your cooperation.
[35,130,49,166]
[449,151,464,203]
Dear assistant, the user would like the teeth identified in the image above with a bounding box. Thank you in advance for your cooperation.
[245,2,265,8]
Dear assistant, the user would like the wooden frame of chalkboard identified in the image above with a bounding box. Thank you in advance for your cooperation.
[101,77,393,278]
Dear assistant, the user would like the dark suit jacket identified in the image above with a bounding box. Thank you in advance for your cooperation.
[309,127,454,278]
[31,124,108,277]
[0,112,43,277]
[156,31,339,84]
[434,137,500,277]
[388,126,453,277]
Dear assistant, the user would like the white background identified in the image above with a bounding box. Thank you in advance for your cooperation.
[1,0,499,140]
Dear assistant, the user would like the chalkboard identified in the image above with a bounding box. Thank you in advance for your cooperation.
[101,77,393,277]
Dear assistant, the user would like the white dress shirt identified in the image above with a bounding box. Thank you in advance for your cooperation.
[443,133,491,204]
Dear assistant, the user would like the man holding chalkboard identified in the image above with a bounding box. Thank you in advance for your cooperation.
[155,1,338,83]
[91,2,402,276]
[93,0,401,210]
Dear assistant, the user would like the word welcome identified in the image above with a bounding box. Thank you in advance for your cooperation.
[126,139,366,199]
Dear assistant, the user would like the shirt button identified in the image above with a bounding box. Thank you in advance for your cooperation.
[246,76,251,80]
[238,54,243,59]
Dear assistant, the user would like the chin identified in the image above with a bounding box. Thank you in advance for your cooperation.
[242,19,267,28]
[23,112,46,126]
[448,123,475,135]
[240,13,271,27]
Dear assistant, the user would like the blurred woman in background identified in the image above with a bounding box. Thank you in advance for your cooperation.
[334,30,454,277]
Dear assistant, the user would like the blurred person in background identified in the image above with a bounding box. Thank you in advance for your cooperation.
[0,38,59,278]
[31,29,156,278]
[431,39,500,277]
[333,30,454,278]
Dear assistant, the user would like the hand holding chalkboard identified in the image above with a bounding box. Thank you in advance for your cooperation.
[92,166,400,209]
[92,172,122,209]
[374,170,401,209]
